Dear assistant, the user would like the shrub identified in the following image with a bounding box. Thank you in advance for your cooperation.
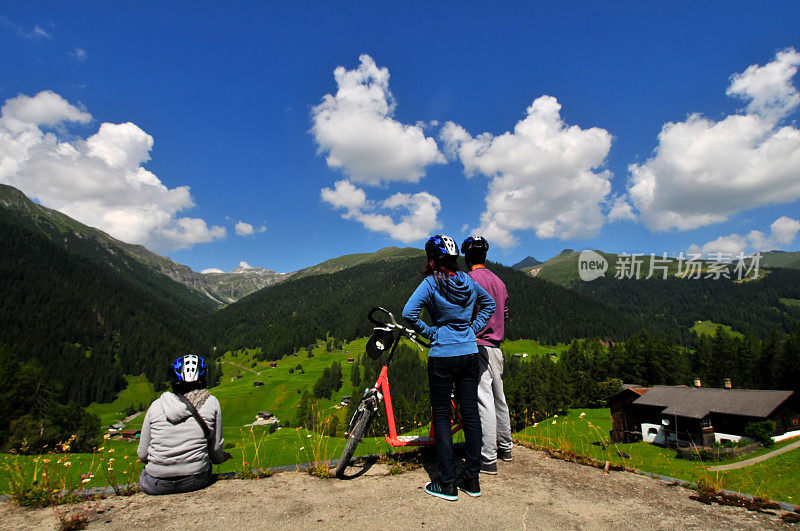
[744,420,775,447]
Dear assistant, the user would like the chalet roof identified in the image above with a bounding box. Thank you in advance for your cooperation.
[633,386,794,420]
[607,385,650,400]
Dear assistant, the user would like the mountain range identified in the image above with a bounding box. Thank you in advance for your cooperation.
[519,248,800,286]
[2,183,799,405]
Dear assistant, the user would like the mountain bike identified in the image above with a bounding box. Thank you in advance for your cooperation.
[335,307,463,478]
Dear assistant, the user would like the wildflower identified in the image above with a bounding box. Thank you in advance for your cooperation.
[306,434,312,438]
[98,447,104,452]
[579,412,586,418]
[82,478,91,484]
[299,447,305,451]
[64,461,72,467]
[553,415,558,418]
[103,434,110,440]
[107,467,113,472]
[533,423,538,428]
[552,420,557,425]
[108,448,114,453]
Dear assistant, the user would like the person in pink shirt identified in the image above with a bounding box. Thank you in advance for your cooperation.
[461,237,512,474]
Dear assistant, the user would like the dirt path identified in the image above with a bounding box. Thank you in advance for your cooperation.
[1,446,792,529]
[220,360,261,376]
[708,439,800,471]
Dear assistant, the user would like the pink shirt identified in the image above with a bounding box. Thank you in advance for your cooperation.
[468,266,508,347]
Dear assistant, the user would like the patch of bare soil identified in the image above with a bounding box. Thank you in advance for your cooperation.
[0,446,792,529]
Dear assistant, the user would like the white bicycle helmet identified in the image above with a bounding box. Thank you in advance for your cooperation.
[172,354,207,384]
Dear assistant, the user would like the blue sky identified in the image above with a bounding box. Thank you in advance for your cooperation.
[2,2,800,273]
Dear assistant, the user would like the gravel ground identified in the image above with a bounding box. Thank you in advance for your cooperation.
[1,446,793,530]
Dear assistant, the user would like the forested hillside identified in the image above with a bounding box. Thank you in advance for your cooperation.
[209,256,650,359]
[0,205,214,405]
[571,269,800,339]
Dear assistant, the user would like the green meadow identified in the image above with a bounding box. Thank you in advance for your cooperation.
[3,337,797,506]
[691,320,745,339]
[516,408,799,504]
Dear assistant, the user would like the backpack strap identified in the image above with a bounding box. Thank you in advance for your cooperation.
[175,393,214,457]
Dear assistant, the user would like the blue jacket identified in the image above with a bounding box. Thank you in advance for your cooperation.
[402,271,495,357]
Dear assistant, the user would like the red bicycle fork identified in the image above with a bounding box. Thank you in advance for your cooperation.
[375,365,462,447]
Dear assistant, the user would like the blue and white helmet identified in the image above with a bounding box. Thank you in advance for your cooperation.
[172,354,207,383]
[425,234,459,259]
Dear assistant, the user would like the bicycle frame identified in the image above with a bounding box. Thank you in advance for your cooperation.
[372,325,463,447]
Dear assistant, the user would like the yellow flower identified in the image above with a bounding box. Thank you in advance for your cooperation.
[107,448,115,453]
[103,434,110,440]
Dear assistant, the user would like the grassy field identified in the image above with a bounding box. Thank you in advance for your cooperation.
[87,375,156,429]
[690,320,744,339]
[0,335,418,493]
[501,339,569,358]
[516,408,799,504]
[780,298,800,308]
[4,337,796,504]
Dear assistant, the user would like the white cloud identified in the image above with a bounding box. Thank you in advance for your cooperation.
[201,268,225,274]
[0,17,51,40]
[235,221,254,236]
[0,90,225,251]
[234,221,267,236]
[321,179,441,242]
[238,261,252,269]
[727,48,800,122]
[608,195,637,223]
[71,47,87,62]
[628,48,800,232]
[767,216,800,245]
[688,234,749,257]
[689,216,800,256]
[32,25,50,39]
[311,54,445,185]
[441,95,613,246]
[320,179,367,213]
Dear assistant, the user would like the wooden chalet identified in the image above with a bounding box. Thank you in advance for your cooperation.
[608,385,650,443]
[610,385,798,447]
[120,429,141,439]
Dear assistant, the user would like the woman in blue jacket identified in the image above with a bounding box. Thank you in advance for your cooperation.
[402,234,495,501]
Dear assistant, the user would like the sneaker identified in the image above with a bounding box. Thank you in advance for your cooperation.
[424,481,458,501]
[480,461,498,475]
[498,449,513,462]
[457,476,481,497]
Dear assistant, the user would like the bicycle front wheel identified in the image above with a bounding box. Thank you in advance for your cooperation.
[335,406,375,477]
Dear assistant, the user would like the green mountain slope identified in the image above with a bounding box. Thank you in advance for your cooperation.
[761,250,800,269]
[290,246,424,279]
[209,255,646,358]
[0,185,289,306]
[523,247,799,286]
[0,187,215,404]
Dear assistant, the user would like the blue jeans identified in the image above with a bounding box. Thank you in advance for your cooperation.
[428,353,482,485]
[139,468,212,495]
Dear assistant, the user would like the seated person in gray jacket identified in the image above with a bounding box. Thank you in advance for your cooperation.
[137,354,231,495]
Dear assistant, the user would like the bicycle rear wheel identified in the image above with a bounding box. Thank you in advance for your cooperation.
[335,405,375,477]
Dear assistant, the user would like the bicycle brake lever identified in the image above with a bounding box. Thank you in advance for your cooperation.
[407,331,425,351]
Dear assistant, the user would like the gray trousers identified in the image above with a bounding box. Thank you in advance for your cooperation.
[139,468,212,495]
[477,345,513,464]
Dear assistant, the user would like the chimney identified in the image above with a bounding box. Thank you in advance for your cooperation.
[693,378,701,388]
[723,378,732,389]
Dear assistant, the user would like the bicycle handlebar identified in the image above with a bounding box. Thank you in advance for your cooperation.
[367,306,432,349]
